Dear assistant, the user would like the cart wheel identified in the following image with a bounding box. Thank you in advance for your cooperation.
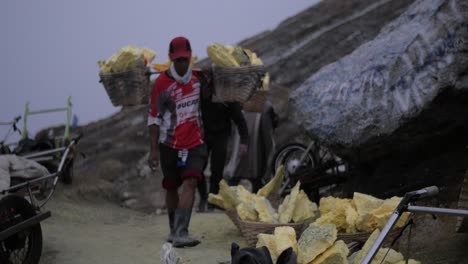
[61,159,74,184]
[0,195,43,264]
[271,143,316,196]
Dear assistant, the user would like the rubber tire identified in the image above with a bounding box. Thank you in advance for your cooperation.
[269,143,316,196]
[0,195,43,264]
[61,159,74,185]
[271,143,315,175]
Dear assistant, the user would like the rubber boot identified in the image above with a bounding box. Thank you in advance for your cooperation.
[167,208,176,243]
[197,199,207,213]
[172,208,200,248]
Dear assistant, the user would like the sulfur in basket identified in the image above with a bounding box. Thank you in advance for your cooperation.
[99,61,151,107]
[337,227,403,245]
[225,208,242,230]
[211,65,266,103]
[238,220,305,247]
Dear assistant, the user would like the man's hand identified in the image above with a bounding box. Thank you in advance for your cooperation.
[148,150,160,171]
[239,144,248,156]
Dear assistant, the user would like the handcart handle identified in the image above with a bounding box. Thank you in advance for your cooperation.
[72,133,83,144]
[145,71,162,76]
[56,133,83,174]
[360,185,440,264]
[404,185,439,200]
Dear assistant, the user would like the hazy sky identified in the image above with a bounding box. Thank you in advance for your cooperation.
[0,0,317,142]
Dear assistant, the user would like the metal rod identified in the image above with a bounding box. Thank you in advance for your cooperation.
[0,173,57,194]
[21,102,29,140]
[28,157,54,162]
[57,146,71,173]
[64,96,72,140]
[298,141,315,166]
[21,147,66,158]
[360,212,400,264]
[0,211,51,240]
[408,206,468,217]
[0,122,15,125]
[28,107,68,115]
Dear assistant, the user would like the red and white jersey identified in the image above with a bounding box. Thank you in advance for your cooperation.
[148,71,204,149]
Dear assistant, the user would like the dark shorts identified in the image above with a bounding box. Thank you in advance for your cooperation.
[159,143,207,190]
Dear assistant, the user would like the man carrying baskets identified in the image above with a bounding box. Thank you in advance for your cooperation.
[196,100,249,212]
[148,36,210,248]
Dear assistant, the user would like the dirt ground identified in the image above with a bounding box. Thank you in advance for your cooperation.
[37,186,468,264]
[38,187,246,264]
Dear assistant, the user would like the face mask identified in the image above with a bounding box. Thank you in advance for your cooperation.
[170,63,192,84]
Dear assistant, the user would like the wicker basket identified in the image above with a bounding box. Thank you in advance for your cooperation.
[99,63,150,106]
[337,227,403,244]
[238,220,305,247]
[225,209,241,230]
[211,65,265,103]
[242,90,268,112]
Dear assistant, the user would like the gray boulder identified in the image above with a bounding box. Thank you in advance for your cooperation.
[290,0,468,162]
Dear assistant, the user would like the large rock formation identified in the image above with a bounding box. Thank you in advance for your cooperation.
[200,0,417,144]
[290,0,468,163]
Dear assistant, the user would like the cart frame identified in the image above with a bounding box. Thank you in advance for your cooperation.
[0,134,82,263]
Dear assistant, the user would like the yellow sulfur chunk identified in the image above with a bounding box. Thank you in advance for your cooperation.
[232,46,251,66]
[262,73,270,91]
[99,45,156,74]
[319,196,352,216]
[292,190,318,223]
[298,224,337,264]
[236,185,257,204]
[353,192,384,216]
[256,234,277,263]
[315,197,356,233]
[254,196,278,223]
[309,240,349,264]
[141,47,156,64]
[345,205,359,233]
[207,43,239,67]
[274,226,298,255]
[244,49,264,65]
[353,192,385,232]
[352,229,380,264]
[368,248,403,264]
[218,179,240,208]
[236,202,258,222]
[394,260,421,264]
[351,229,405,264]
[278,194,290,217]
[278,181,301,224]
[371,196,410,229]
[224,45,235,54]
[257,227,299,264]
[152,62,170,72]
[257,166,285,197]
[207,193,227,209]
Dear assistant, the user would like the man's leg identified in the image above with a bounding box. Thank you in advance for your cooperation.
[179,177,197,208]
[196,178,208,212]
[159,144,181,243]
[165,190,178,242]
[209,134,229,195]
[196,141,212,212]
[173,144,207,248]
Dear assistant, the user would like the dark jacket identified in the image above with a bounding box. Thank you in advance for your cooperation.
[201,99,249,144]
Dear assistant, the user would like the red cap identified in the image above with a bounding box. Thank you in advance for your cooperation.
[169,36,192,60]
